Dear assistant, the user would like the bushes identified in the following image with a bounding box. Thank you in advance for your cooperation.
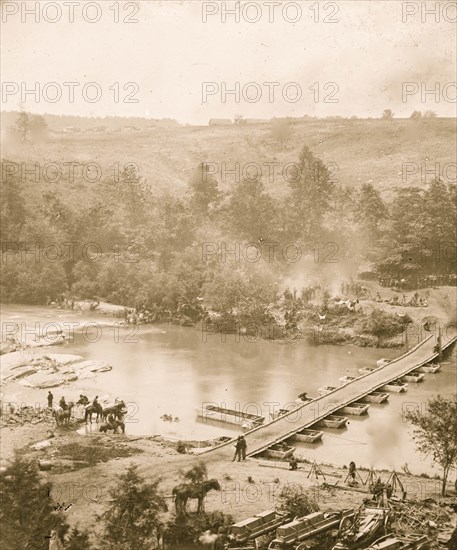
[278,485,319,518]
[164,511,234,546]
[358,309,411,345]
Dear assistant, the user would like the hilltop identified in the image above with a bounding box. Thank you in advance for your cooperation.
[2,116,455,200]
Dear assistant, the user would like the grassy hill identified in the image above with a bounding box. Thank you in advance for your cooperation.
[2,117,455,203]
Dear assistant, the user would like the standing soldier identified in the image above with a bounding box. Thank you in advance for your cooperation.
[239,435,247,460]
[348,461,357,483]
[232,436,242,462]
[47,391,53,409]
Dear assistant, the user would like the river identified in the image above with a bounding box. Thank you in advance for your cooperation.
[2,304,455,477]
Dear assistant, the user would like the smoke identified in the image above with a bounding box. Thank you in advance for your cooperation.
[279,251,357,298]
[365,411,402,469]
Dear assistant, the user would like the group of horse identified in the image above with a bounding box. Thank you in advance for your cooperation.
[51,397,127,434]
[52,403,75,426]
[78,396,127,434]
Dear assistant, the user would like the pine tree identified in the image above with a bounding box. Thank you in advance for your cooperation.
[101,464,167,550]
[0,454,69,550]
[355,183,387,237]
[66,527,92,550]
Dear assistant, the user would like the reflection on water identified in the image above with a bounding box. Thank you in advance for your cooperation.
[2,305,455,475]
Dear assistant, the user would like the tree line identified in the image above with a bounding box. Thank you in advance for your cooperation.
[1,147,455,325]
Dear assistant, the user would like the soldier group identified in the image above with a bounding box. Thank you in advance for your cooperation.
[232,436,247,462]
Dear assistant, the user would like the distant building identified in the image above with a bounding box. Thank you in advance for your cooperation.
[209,119,233,126]
[63,126,80,133]
[245,119,269,124]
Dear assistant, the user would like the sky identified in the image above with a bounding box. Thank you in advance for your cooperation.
[1,0,456,124]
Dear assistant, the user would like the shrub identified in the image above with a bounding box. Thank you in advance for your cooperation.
[278,486,320,518]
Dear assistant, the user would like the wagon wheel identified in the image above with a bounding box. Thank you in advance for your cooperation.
[338,514,356,536]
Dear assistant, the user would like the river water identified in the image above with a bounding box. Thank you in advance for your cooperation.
[2,305,455,477]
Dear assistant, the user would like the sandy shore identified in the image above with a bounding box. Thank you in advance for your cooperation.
[2,414,456,543]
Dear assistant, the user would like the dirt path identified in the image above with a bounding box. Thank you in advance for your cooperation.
[4,417,454,538]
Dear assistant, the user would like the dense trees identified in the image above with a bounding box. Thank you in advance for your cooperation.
[0,171,27,241]
[203,263,276,326]
[0,137,454,320]
[188,162,221,217]
[226,177,277,241]
[1,258,67,304]
[376,180,456,278]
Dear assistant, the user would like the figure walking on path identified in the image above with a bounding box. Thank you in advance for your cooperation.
[47,391,53,408]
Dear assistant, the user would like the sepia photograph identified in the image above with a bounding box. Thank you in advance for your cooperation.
[0,1,456,548]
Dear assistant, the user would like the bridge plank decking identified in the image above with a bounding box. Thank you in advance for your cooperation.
[201,334,456,459]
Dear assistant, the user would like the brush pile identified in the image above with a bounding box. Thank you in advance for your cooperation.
[0,404,54,427]
[390,499,452,536]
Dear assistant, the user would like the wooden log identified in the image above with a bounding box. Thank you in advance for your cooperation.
[319,483,370,494]
[257,462,342,478]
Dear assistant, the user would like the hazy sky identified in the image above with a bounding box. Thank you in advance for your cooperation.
[1,0,456,123]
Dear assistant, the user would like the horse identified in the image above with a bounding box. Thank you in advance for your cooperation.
[99,419,125,434]
[53,403,74,426]
[172,479,221,515]
[83,402,103,423]
[76,396,89,406]
[199,530,220,549]
[102,401,126,421]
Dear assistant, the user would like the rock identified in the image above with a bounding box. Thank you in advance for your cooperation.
[19,372,70,388]
[28,335,67,348]
[3,366,38,382]
[37,460,53,471]
[72,360,112,373]
[45,354,83,364]
[0,341,21,355]
[32,439,53,450]
[3,351,111,388]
